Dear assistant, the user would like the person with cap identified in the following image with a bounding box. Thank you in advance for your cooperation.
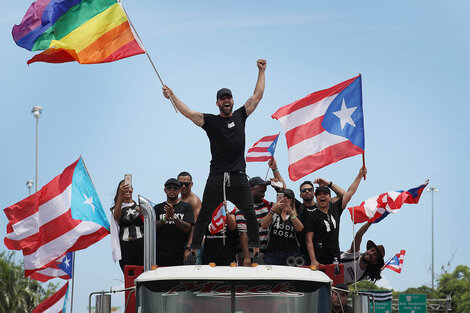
[331,283,353,313]
[260,189,304,265]
[162,59,267,264]
[236,157,286,266]
[340,221,385,284]
[154,178,195,266]
[305,166,367,267]
[295,179,346,264]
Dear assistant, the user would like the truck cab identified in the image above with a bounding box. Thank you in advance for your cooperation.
[134,264,332,313]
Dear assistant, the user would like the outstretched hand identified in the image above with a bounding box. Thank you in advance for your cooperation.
[358,166,367,178]
[313,178,329,187]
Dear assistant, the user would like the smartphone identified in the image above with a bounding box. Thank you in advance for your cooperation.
[276,192,284,202]
[124,174,132,187]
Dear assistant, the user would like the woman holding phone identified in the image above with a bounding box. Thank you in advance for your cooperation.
[260,189,304,265]
[111,176,144,272]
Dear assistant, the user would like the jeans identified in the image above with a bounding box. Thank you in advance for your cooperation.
[191,171,260,249]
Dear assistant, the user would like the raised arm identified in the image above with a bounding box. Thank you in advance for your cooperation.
[348,221,372,253]
[341,166,367,210]
[244,59,266,116]
[268,157,286,190]
[162,85,205,127]
[314,178,346,203]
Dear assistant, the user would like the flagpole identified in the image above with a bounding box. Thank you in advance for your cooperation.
[70,253,76,313]
[362,153,366,180]
[264,162,270,181]
[117,0,178,113]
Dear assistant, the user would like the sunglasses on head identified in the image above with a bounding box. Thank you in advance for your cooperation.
[179,182,191,187]
[301,187,313,193]
[165,185,180,191]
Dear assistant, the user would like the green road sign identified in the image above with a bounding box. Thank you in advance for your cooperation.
[399,294,427,313]
[369,300,392,313]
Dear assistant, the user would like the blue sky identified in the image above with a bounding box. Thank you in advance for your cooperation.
[1,0,469,311]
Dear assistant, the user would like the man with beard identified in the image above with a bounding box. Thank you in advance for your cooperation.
[177,171,202,261]
[295,179,345,264]
[154,178,194,266]
[331,283,353,313]
[340,221,385,284]
[306,167,367,267]
[162,59,267,264]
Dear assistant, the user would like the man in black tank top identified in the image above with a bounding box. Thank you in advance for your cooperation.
[162,59,267,264]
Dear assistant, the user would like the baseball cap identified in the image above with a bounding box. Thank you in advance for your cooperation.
[249,176,270,187]
[164,178,181,188]
[333,283,349,294]
[216,88,232,100]
[315,186,331,195]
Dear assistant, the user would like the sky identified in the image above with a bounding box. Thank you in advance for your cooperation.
[1,0,469,312]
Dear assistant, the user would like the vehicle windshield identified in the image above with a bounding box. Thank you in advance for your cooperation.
[136,279,330,313]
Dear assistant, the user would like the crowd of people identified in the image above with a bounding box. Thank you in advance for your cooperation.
[111,58,386,288]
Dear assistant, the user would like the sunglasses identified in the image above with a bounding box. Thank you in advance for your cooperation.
[179,182,191,187]
[165,185,180,191]
[301,187,313,193]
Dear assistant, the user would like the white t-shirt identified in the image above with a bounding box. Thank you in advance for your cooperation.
[340,251,366,285]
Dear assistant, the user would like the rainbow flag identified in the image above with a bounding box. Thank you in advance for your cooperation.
[12,0,145,65]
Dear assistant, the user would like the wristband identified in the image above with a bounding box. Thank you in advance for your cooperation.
[272,168,278,173]
[269,209,275,215]
[162,216,166,223]
[291,215,297,220]
[328,181,333,188]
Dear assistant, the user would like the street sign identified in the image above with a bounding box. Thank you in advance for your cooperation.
[370,300,392,313]
[399,294,427,313]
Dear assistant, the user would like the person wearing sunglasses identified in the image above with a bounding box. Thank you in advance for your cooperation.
[177,172,202,262]
[162,59,267,265]
[154,178,195,266]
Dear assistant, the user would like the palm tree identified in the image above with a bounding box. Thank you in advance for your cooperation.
[0,251,57,313]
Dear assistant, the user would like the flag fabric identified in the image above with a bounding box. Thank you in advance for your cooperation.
[348,180,429,224]
[4,157,110,277]
[12,0,145,65]
[32,281,69,313]
[209,202,227,235]
[362,290,392,302]
[246,134,280,162]
[383,250,406,273]
[271,75,364,181]
[30,252,73,282]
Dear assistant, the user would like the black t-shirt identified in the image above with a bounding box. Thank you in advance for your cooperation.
[305,197,344,264]
[202,223,238,265]
[202,106,248,174]
[154,201,194,265]
[294,199,316,257]
[266,214,300,253]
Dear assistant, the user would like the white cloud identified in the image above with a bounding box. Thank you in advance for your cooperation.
[376,274,394,290]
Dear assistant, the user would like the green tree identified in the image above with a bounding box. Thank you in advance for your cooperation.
[0,251,58,313]
[436,265,470,313]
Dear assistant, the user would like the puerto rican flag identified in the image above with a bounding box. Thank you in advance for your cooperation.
[383,250,406,273]
[4,157,109,277]
[348,180,429,224]
[29,252,73,282]
[209,202,227,235]
[32,281,69,313]
[246,134,279,162]
[272,75,364,181]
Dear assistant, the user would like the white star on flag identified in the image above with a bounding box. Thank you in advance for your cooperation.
[83,194,95,212]
[63,256,70,268]
[333,98,357,129]
[126,208,136,216]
